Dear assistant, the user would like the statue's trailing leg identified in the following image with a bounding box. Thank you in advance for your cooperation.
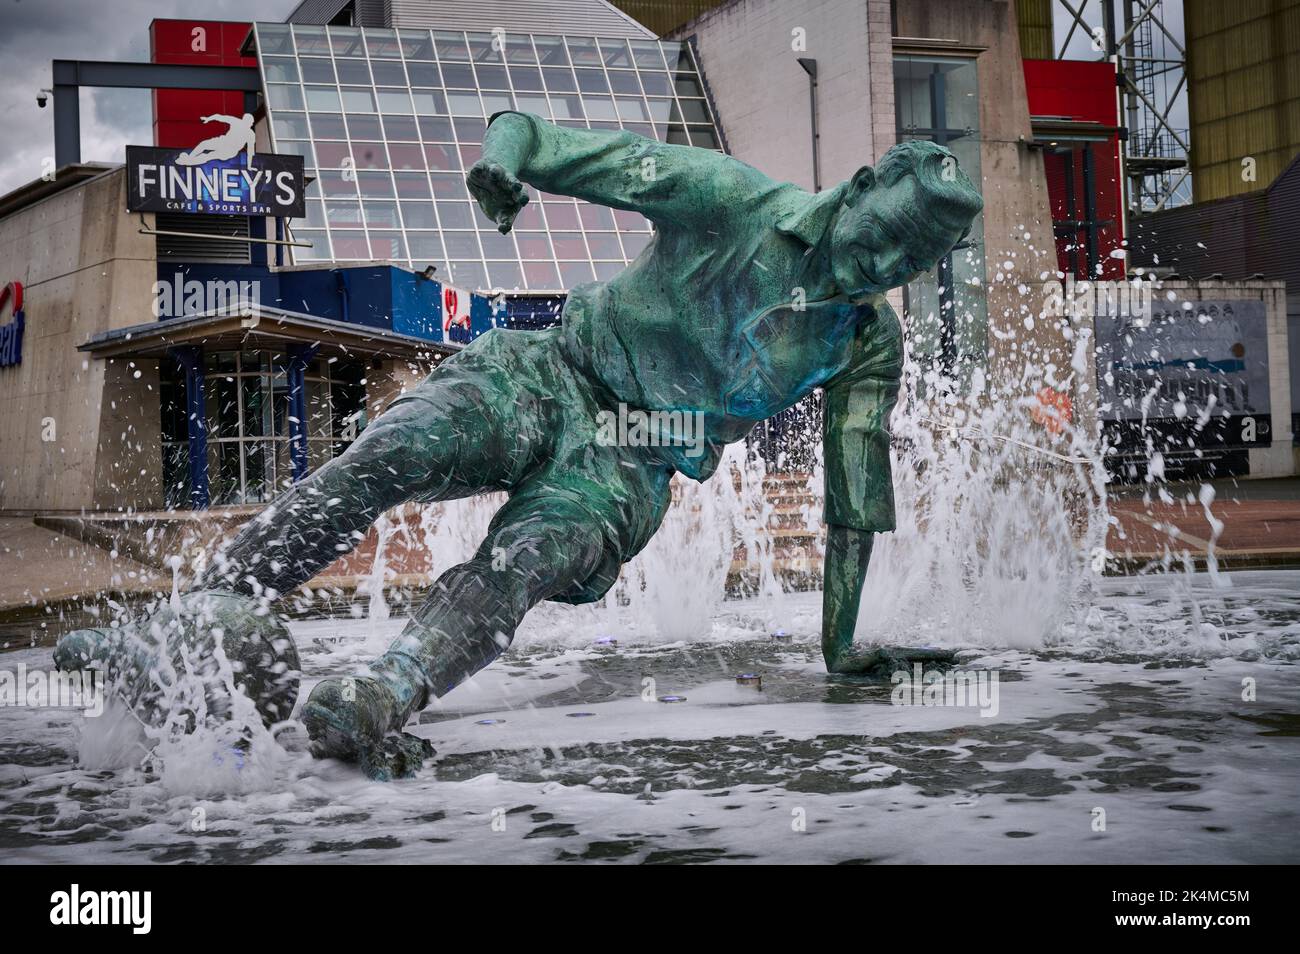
[54,366,535,734]
[303,496,609,780]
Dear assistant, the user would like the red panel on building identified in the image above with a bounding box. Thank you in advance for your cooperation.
[150,19,255,149]
[1023,59,1125,280]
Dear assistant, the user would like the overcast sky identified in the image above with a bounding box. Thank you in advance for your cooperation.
[0,0,296,195]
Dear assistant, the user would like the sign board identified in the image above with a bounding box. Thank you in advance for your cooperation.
[126,115,304,217]
[1095,297,1271,451]
[441,285,473,345]
[0,281,23,370]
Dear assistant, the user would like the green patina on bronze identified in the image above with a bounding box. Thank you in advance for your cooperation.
[56,113,982,779]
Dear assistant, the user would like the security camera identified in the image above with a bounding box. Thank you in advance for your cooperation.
[36,91,47,108]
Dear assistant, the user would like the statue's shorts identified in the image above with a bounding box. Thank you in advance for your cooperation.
[383,326,676,604]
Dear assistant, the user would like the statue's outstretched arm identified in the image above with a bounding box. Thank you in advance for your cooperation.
[467,110,755,233]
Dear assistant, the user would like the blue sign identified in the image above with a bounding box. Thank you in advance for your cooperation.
[0,281,23,369]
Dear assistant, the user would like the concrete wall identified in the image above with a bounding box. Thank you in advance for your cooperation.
[673,0,897,189]
[0,169,163,514]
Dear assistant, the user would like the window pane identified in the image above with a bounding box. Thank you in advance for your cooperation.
[639,72,670,96]
[585,234,623,259]
[448,91,483,116]
[304,85,340,111]
[479,229,517,259]
[424,142,459,170]
[262,57,298,82]
[331,232,371,258]
[674,75,705,99]
[369,231,407,258]
[607,70,642,95]
[335,58,371,84]
[679,98,710,123]
[266,84,304,110]
[365,29,403,58]
[273,112,309,139]
[330,27,366,57]
[325,201,363,226]
[437,201,475,227]
[566,37,602,66]
[542,67,577,92]
[419,116,455,142]
[257,24,294,55]
[522,260,561,288]
[401,202,437,229]
[357,171,395,197]
[351,142,388,168]
[430,173,465,198]
[314,141,351,167]
[443,232,481,257]
[544,202,580,229]
[389,145,426,171]
[371,61,405,87]
[559,261,595,286]
[582,95,617,120]
[383,115,421,140]
[345,113,382,139]
[533,35,569,65]
[579,204,615,230]
[575,69,609,93]
[293,229,330,259]
[363,200,399,228]
[475,63,510,89]
[448,260,487,289]
[340,87,376,112]
[394,170,432,198]
[486,260,523,289]
[310,113,348,138]
[689,126,719,149]
[434,31,469,61]
[407,233,445,261]
[406,61,440,87]
[630,41,666,70]
[378,90,414,114]
[294,27,331,56]
[299,58,335,83]
[552,231,587,258]
[400,29,436,60]
[440,62,476,88]
[509,66,544,91]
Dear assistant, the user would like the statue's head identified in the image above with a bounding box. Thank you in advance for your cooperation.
[831,140,983,300]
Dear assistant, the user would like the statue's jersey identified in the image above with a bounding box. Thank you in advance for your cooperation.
[483,112,902,531]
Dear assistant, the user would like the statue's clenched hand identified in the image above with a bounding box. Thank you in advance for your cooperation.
[466,159,529,234]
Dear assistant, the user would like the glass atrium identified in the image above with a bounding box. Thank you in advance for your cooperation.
[254,22,727,295]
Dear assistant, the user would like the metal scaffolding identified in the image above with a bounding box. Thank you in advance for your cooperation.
[1053,0,1190,214]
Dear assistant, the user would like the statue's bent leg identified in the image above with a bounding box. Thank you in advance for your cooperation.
[198,381,528,597]
[302,493,612,779]
[56,346,540,728]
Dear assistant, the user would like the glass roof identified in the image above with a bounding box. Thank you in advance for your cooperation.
[254,22,726,295]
